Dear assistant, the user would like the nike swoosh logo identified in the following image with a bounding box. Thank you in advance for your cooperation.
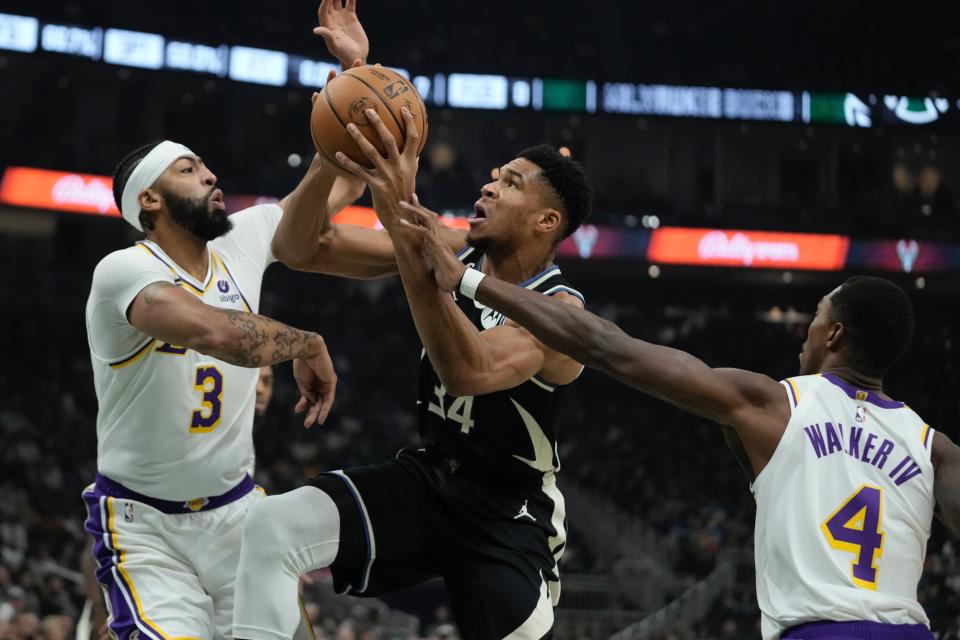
[510,399,555,472]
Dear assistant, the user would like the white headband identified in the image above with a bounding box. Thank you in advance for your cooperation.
[120,140,195,231]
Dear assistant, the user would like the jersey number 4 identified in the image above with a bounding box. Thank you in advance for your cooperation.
[821,484,885,590]
[190,366,224,433]
[428,384,475,434]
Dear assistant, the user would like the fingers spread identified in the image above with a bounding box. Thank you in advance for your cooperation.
[401,107,420,157]
[344,121,386,170]
[295,395,308,414]
[365,109,399,160]
[318,381,337,425]
[304,402,321,428]
[335,152,374,183]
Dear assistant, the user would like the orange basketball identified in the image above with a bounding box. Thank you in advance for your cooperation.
[310,66,429,170]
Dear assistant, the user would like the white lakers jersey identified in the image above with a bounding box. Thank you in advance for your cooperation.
[753,373,934,639]
[85,204,283,501]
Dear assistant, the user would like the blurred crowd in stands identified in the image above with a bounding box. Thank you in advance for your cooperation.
[1,234,958,638]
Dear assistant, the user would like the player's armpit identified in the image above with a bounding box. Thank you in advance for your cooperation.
[932,431,960,539]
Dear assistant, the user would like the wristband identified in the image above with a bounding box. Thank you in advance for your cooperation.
[458,267,486,300]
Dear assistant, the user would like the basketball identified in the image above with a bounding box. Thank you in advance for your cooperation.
[310,66,429,170]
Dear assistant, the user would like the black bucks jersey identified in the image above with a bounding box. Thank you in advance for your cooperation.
[417,246,585,487]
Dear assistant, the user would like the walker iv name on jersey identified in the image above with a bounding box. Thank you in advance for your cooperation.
[804,421,925,487]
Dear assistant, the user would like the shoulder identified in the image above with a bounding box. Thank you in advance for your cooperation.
[538,265,585,305]
[92,245,170,288]
[932,430,959,470]
[220,202,283,237]
[213,203,284,265]
[778,373,824,406]
[94,245,155,274]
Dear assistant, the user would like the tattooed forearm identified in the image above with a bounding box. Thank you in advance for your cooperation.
[211,309,318,368]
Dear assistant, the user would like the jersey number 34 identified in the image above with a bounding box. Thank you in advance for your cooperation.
[821,484,885,590]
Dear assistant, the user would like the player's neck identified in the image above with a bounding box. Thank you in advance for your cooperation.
[820,362,886,395]
[481,244,554,285]
[147,228,210,282]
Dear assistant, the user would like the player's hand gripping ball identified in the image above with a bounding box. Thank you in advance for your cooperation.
[311,66,428,170]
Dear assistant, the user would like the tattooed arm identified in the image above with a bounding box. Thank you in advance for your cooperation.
[129,282,336,425]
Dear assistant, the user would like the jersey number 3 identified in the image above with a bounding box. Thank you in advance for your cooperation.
[190,366,223,433]
[821,484,885,590]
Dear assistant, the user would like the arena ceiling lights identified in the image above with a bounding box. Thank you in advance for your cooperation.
[1,12,957,128]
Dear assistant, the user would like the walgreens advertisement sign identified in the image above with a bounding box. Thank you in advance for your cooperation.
[647,227,850,271]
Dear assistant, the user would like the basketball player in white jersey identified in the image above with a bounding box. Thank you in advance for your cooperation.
[82,2,370,638]
[400,207,960,640]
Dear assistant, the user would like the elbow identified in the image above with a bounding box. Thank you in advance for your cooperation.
[581,320,621,370]
[187,321,239,357]
[272,242,316,272]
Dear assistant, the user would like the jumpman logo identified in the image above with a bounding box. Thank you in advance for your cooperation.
[513,500,536,522]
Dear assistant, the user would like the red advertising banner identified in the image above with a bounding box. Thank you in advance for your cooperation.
[0,167,119,217]
[332,206,470,230]
[647,227,850,271]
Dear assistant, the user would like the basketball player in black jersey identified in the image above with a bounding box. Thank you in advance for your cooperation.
[232,109,594,637]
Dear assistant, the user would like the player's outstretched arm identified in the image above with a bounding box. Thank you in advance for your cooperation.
[397,204,786,462]
[932,431,960,538]
[129,282,336,425]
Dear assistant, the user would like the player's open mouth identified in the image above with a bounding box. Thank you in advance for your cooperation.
[468,202,487,226]
[210,189,225,210]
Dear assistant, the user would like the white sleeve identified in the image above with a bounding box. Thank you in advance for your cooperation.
[221,203,284,273]
[86,248,177,360]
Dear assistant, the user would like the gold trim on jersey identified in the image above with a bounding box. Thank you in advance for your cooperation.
[921,424,932,449]
[136,242,214,296]
[108,339,158,369]
[787,378,801,407]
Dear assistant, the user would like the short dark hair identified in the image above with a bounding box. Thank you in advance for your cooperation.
[516,145,593,241]
[829,276,915,374]
[112,141,162,214]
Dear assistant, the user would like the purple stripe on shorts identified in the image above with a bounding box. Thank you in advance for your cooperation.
[782,621,933,640]
[82,488,143,640]
[82,486,174,640]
